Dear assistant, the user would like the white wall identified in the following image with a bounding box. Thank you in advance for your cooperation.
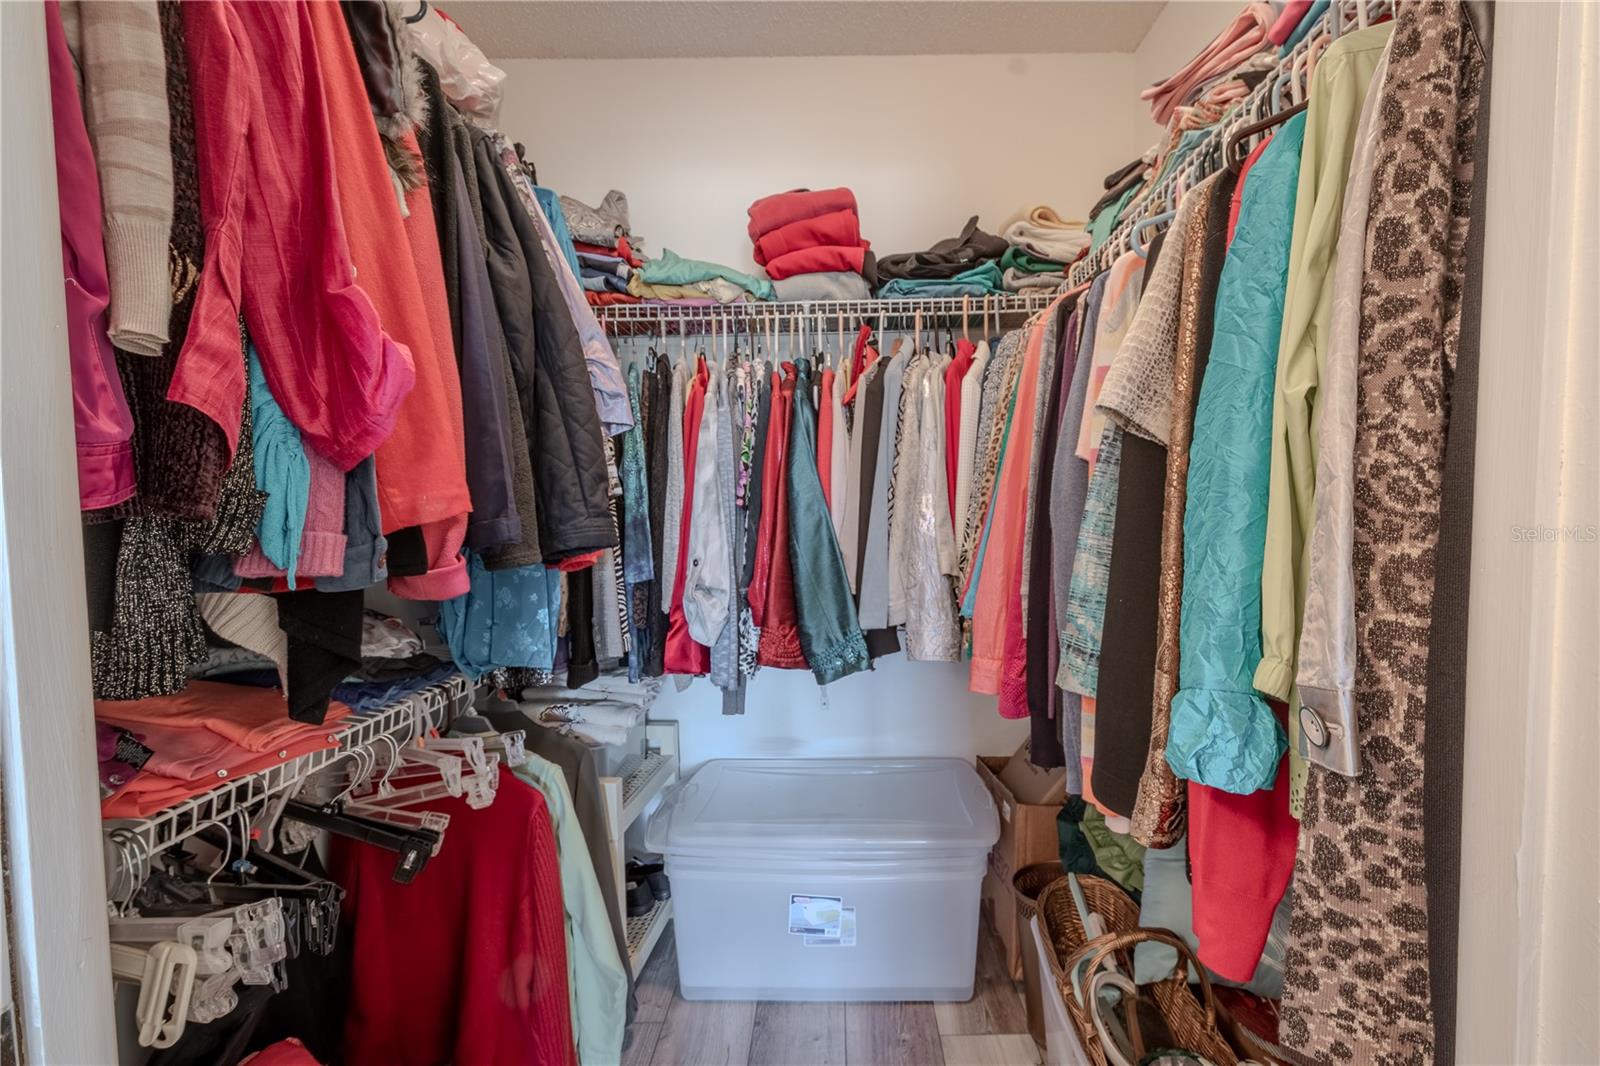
[496,52,1163,273]
[1130,0,1240,91]
[0,4,118,1062]
[651,662,1031,774]
[1459,2,1600,1061]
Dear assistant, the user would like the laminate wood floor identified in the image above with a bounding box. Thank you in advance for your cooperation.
[625,914,1039,1066]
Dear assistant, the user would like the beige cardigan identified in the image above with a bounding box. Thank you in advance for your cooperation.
[61,0,173,356]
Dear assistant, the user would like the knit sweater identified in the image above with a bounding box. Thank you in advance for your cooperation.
[1097,187,1207,446]
[61,0,173,357]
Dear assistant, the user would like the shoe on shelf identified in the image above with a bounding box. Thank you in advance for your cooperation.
[626,877,656,918]
[645,869,670,901]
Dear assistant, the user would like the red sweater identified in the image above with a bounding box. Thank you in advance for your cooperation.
[753,210,864,267]
[334,776,576,1066]
[764,245,870,281]
[747,187,859,242]
[172,1,414,471]
[755,366,806,669]
[1187,703,1297,983]
[944,340,976,521]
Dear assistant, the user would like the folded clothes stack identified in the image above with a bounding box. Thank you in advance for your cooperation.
[997,205,1090,292]
[518,692,648,747]
[96,682,353,817]
[515,675,657,747]
[631,248,774,303]
[747,188,875,301]
[875,215,1009,298]
[561,189,648,306]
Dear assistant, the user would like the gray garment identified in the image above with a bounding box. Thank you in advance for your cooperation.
[559,189,631,246]
[592,546,625,662]
[316,457,388,592]
[1050,278,1103,796]
[885,352,928,627]
[455,111,541,571]
[451,148,523,551]
[1002,267,1067,293]
[771,270,872,302]
[839,358,881,590]
[710,369,741,690]
[856,349,909,630]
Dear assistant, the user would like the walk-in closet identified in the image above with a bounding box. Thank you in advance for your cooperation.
[0,1,1595,1064]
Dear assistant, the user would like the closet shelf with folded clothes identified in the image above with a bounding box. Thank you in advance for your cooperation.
[102,672,470,901]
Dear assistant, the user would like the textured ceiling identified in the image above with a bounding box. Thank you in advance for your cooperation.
[438,1,1168,60]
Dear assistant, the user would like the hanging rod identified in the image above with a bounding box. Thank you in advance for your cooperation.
[594,293,1056,320]
[1069,0,1394,286]
[595,293,1058,335]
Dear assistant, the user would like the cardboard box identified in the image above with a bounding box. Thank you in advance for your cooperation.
[976,744,1065,980]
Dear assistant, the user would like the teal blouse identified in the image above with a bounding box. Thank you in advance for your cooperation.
[1164,114,1306,794]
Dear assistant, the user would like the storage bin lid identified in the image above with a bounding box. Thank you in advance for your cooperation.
[651,757,999,858]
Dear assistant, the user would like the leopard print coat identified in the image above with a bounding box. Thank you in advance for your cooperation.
[1280,3,1485,1062]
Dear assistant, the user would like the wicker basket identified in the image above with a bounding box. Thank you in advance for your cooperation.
[1036,876,1240,1066]
[1012,861,1069,930]
[1011,863,1068,1049]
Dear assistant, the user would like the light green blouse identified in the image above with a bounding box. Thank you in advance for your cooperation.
[515,755,629,1066]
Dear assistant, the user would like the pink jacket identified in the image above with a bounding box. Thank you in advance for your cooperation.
[1140,4,1275,124]
[968,296,1069,692]
[170,0,415,471]
[46,0,136,510]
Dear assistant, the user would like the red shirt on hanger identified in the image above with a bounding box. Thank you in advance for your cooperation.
[943,339,977,522]
[333,775,577,1066]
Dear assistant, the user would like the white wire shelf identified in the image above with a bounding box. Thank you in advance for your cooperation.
[595,292,1059,333]
[103,673,471,900]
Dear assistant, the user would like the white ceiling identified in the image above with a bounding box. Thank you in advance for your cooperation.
[438,1,1168,60]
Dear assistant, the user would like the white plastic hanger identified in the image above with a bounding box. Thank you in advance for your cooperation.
[111,940,198,1048]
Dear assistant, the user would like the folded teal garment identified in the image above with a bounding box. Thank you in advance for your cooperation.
[248,341,310,577]
[878,259,1003,298]
[1000,246,1066,274]
[637,248,775,301]
[1088,181,1139,253]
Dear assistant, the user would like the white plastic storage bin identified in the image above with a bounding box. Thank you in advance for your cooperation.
[644,757,999,1002]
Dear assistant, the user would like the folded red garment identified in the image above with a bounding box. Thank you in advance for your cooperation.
[753,209,866,267]
[764,244,869,281]
[101,728,342,818]
[586,291,641,307]
[96,680,351,753]
[747,188,858,242]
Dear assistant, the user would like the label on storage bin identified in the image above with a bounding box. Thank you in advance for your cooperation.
[788,894,843,937]
[804,908,856,947]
